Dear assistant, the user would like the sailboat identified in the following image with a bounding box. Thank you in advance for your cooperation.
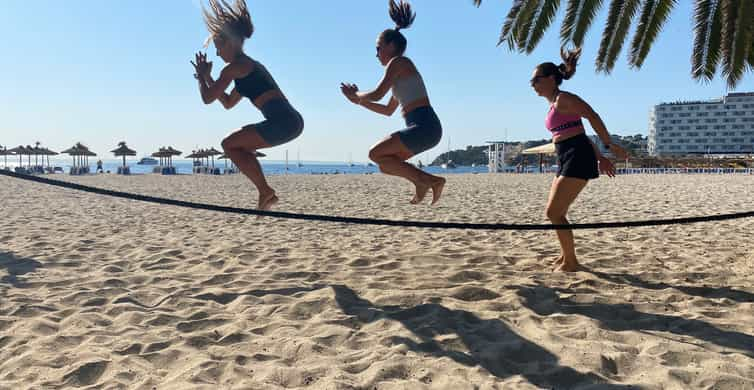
[441,138,456,169]
[297,149,303,167]
[348,153,355,167]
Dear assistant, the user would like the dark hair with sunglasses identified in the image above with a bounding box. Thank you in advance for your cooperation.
[533,48,581,86]
[380,0,416,56]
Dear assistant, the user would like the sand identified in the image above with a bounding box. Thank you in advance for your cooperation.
[1,172,753,389]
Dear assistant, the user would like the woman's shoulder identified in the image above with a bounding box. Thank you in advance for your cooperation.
[224,58,255,80]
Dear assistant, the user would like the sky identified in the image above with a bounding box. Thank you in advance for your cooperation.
[1,0,751,163]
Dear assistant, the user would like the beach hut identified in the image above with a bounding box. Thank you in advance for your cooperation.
[111,142,137,175]
[521,143,556,173]
[62,142,96,175]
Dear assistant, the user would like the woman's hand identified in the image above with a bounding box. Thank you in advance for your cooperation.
[598,155,617,178]
[340,83,360,104]
[191,52,213,80]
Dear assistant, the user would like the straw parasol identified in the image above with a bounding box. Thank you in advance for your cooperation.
[206,147,222,168]
[7,145,27,168]
[521,143,556,173]
[110,141,137,169]
[0,145,11,169]
[62,142,96,171]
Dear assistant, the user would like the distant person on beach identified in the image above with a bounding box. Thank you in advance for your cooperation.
[530,48,628,272]
[96,160,103,173]
[192,0,303,210]
[340,0,445,205]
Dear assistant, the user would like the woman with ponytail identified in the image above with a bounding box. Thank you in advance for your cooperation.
[341,0,446,205]
[530,48,629,272]
[192,0,303,211]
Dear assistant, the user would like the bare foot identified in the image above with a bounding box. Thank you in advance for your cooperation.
[430,177,446,206]
[551,255,564,269]
[554,258,582,272]
[410,183,430,204]
[258,191,278,211]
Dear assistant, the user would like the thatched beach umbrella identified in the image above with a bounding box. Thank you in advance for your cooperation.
[62,142,96,172]
[7,146,27,168]
[0,145,11,169]
[110,141,137,169]
[521,143,556,174]
[206,147,222,169]
[39,147,58,170]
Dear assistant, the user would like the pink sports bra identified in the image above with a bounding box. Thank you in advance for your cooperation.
[545,96,584,137]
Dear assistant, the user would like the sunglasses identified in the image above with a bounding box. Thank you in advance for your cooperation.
[530,75,547,86]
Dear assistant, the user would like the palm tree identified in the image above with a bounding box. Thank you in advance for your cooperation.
[471,0,753,88]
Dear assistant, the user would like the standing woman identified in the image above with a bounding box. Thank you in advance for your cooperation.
[341,0,446,205]
[530,48,628,272]
[192,0,303,210]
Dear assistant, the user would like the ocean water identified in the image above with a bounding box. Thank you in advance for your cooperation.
[1,158,497,176]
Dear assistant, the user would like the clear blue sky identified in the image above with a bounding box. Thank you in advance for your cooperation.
[1,1,749,163]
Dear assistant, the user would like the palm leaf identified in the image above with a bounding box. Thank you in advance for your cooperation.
[560,0,584,45]
[722,0,754,87]
[513,0,543,51]
[570,0,606,47]
[525,0,562,52]
[596,0,642,72]
[692,0,722,81]
[499,0,529,49]
[629,0,678,68]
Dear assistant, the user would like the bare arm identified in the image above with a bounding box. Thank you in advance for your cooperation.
[357,96,400,116]
[555,93,628,160]
[202,73,242,109]
[355,57,405,102]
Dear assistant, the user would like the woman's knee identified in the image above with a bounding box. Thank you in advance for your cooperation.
[545,205,566,222]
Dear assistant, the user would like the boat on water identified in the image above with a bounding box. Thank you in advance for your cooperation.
[441,160,457,169]
[137,157,158,165]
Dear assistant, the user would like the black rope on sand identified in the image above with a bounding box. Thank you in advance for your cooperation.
[2,169,753,230]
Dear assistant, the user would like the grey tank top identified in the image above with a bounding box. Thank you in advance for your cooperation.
[389,57,428,107]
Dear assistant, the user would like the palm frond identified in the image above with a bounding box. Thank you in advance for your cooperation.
[721,0,754,87]
[570,0,606,47]
[499,0,529,49]
[512,0,543,51]
[692,0,722,81]
[629,0,677,68]
[525,0,562,52]
[560,0,584,45]
[596,0,642,72]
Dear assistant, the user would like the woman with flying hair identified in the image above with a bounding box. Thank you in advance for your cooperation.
[529,48,628,271]
[192,0,303,210]
[341,0,446,206]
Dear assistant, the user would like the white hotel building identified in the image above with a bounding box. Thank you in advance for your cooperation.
[648,92,754,156]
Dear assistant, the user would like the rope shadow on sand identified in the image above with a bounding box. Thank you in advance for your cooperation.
[0,251,43,289]
[585,270,754,304]
[516,284,754,358]
[332,285,636,389]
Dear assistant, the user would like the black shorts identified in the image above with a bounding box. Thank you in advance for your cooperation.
[392,106,442,155]
[555,133,598,180]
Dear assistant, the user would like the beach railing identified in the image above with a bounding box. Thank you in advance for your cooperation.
[616,168,754,175]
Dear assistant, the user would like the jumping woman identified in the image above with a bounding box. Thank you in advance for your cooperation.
[192,0,303,210]
[340,0,445,205]
[530,48,629,272]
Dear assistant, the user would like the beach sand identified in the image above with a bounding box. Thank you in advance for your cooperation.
[1,172,753,389]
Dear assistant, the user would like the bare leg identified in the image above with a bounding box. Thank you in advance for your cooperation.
[221,126,278,210]
[369,135,446,205]
[545,176,588,272]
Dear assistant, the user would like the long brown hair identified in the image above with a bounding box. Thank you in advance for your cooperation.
[380,0,416,56]
[536,48,582,85]
[202,0,253,45]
